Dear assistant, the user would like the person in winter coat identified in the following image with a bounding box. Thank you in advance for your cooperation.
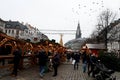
[73,51,80,70]
[52,50,60,77]
[11,46,22,77]
[38,47,48,78]
[88,53,98,77]
[81,51,87,73]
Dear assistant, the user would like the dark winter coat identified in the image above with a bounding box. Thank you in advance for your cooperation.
[52,53,60,66]
[13,49,22,64]
[73,53,80,62]
[38,50,48,66]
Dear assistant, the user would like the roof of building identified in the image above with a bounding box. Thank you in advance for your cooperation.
[0,18,5,22]
[5,21,28,30]
[85,43,105,49]
[64,38,86,50]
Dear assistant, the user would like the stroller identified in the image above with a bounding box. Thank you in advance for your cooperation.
[93,60,116,80]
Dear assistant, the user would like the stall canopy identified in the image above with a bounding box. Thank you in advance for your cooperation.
[82,43,106,55]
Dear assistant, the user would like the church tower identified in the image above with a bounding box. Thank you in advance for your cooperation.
[75,22,81,39]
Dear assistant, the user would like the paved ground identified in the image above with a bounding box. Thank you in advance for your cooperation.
[0,62,120,80]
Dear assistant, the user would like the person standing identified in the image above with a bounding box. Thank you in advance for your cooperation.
[52,50,60,77]
[11,46,22,77]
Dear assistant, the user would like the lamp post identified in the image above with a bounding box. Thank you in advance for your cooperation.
[118,35,120,58]
[105,27,108,50]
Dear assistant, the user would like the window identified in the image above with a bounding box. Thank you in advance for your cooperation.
[7,24,11,27]
[8,30,11,34]
[20,31,24,36]
[12,30,14,34]
[5,30,7,33]
[0,22,4,27]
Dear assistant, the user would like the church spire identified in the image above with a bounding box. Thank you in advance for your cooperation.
[75,22,81,39]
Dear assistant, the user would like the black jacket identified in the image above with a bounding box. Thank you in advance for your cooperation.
[38,50,48,66]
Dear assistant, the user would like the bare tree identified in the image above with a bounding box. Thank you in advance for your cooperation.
[92,9,117,49]
[96,9,117,31]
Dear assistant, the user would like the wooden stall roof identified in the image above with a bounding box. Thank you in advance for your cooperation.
[85,43,106,50]
[0,33,15,40]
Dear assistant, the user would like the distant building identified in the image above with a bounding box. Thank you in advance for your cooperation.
[65,38,86,50]
[97,18,120,52]
[65,22,86,50]
[5,20,28,39]
[0,18,5,33]
[4,19,48,43]
[107,19,120,52]
[25,23,48,43]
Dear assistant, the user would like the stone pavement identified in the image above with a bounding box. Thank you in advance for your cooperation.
[0,62,120,80]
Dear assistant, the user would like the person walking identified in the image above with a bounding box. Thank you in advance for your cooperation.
[87,52,92,73]
[73,51,80,70]
[88,53,98,77]
[81,51,87,73]
[52,50,60,77]
[11,46,22,77]
[66,51,71,62]
[37,47,48,78]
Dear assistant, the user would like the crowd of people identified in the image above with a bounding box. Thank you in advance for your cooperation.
[66,50,100,78]
[10,44,100,78]
[0,39,101,79]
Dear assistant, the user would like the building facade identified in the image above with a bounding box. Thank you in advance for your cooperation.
[107,21,120,52]
[0,18,5,33]
[5,21,28,39]
[25,23,48,43]
[4,19,48,43]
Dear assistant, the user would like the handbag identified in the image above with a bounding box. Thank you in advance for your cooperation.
[72,60,75,64]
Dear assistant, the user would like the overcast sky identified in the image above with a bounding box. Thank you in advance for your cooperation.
[0,0,120,44]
